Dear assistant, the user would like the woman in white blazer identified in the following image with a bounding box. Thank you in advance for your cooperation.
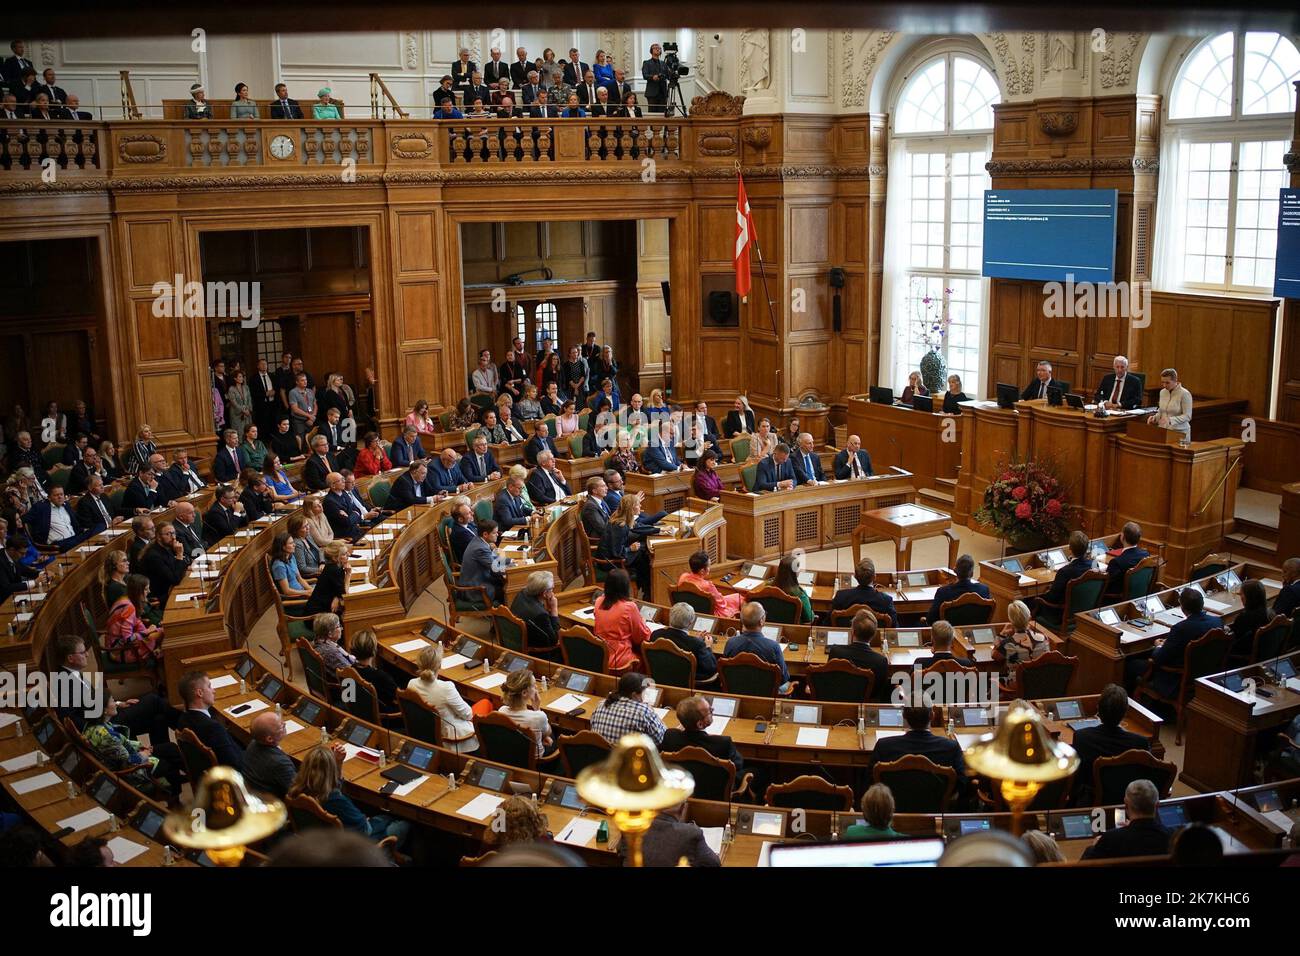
[408,644,479,754]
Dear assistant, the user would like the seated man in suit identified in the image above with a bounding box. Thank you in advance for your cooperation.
[826,608,891,703]
[1081,780,1170,860]
[497,405,527,443]
[525,451,571,506]
[1034,530,1097,616]
[61,433,89,466]
[239,473,276,522]
[126,515,155,572]
[460,432,500,483]
[120,461,162,516]
[447,502,477,564]
[323,472,363,541]
[722,396,756,439]
[627,802,720,868]
[493,474,534,530]
[139,522,190,605]
[212,429,248,483]
[1104,521,1149,597]
[509,569,562,652]
[1,532,40,603]
[27,485,84,550]
[67,449,103,495]
[1021,360,1066,401]
[721,602,791,693]
[74,475,117,536]
[319,407,356,471]
[459,519,505,605]
[581,475,612,539]
[871,704,969,802]
[176,670,245,770]
[387,462,440,511]
[754,443,801,492]
[654,603,719,683]
[1070,683,1150,806]
[792,432,826,485]
[171,501,205,559]
[203,485,249,546]
[157,449,207,505]
[833,434,875,480]
[660,695,741,772]
[832,557,899,627]
[269,83,304,119]
[926,554,990,622]
[523,421,560,467]
[643,421,687,474]
[302,435,338,492]
[1273,556,1300,618]
[389,425,427,467]
[428,448,472,495]
[1094,354,1143,410]
[1125,585,1223,696]
[691,401,721,447]
[915,620,959,671]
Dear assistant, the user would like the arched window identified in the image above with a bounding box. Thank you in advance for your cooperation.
[533,302,558,348]
[882,47,999,396]
[1160,32,1299,291]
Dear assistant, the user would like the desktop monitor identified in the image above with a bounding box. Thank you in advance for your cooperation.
[869,386,894,405]
[995,383,1018,409]
[912,394,932,411]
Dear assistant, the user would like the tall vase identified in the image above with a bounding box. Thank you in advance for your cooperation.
[919,348,946,395]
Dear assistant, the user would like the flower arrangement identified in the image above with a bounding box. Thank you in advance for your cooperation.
[974,458,1073,547]
[913,285,954,353]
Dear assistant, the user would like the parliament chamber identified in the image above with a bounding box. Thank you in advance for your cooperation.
[3,6,1300,910]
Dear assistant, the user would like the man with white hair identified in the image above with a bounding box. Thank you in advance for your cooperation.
[510,570,561,653]
[461,432,500,483]
[654,602,718,682]
[793,432,825,484]
[1082,779,1171,859]
[1094,354,1142,410]
[526,450,571,505]
[1021,360,1065,402]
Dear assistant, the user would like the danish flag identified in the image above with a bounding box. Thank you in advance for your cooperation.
[735,172,755,300]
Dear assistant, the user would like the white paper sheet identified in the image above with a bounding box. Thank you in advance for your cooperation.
[571,606,596,621]
[707,717,731,736]
[392,774,429,798]
[392,638,429,654]
[225,698,269,718]
[702,826,726,857]
[873,729,906,740]
[795,727,830,747]
[0,751,40,772]
[56,805,112,833]
[732,577,766,592]
[209,674,238,689]
[106,836,149,864]
[0,713,20,728]
[12,771,61,794]
[1203,598,1231,613]
[471,672,508,689]
[456,793,504,820]
[555,817,601,847]
[547,693,590,712]
[283,720,306,736]
[349,582,379,593]
[341,743,382,763]
[1261,579,1284,590]
[441,653,470,670]
[1264,809,1297,832]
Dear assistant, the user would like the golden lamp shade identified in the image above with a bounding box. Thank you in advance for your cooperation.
[576,733,694,814]
[162,766,287,851]
[963,699,1080,784]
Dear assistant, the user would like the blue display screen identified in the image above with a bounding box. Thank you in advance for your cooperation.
[982,189,1118,282]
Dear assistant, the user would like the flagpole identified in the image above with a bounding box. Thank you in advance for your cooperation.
[737,161,782,400]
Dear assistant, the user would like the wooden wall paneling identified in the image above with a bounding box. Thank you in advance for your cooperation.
[389,203,446,423]
[1231,415,1300,494]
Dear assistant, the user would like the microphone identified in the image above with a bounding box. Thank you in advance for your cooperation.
[888,435,902,474]
[824,530,841,591]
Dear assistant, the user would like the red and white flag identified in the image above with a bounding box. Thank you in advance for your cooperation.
[735,172,755,300]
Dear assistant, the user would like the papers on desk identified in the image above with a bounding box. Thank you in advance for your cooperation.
[14,613,33,623]
[1203,597,1232,613]
[652,707,671,722]
[470,671,508,690]
[732,577,766,592]
[1262,579,1284,591]
[572,606,596,622]
[175,591,206,603]
[12,771,61,794]
[56,805,112,834]
[441,653,471,670]
[392,774,429,798]
[1,751,40,773]
[546,693,590,713]
[1285,677,1300,694]
[106,836,149,864]
[702,826,726,858]
[902,586,939,601]
[1017,575,1037,586]
[392,638,430,654]
[795,727,830,747]
[555,817,601,847]
[873,729,906,740]
[761,625,781,642]
[76,545,98,554]
[349,582,379,594]
[102,528,127,538]
[1264,809,1297,832]
[0,713,20,729]
[224,698,269,718]
[341,743,382,763]
[1155,608,1186,626]
[283,720,306,736]
[1118,630,1151,644]
[456,793,504,821]
[708,717,731,736]
[209,674,238,690]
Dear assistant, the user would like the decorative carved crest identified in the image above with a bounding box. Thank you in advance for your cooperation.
[697,129,737,156]
[689,90,745,117]
[117,134,166,163]
[390,132,435,159]
[1039,111,1078,137]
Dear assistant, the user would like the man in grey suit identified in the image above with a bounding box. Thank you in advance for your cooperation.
[580,475,611,539]
[459,519,505,605]
[243,712,298,798]
[621,803,721,867]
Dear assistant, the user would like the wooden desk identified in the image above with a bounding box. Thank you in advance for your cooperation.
[720,472,916,561]
[1182,650,1300,792]
[1066,563,1280,693]
[845,394,962,493]
[853,502,954,573]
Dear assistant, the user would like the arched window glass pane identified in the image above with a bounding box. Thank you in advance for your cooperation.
[1241,32,1300,116]
[1170,31,1234,119]
[951,56,998,131]
[895,59,946,133]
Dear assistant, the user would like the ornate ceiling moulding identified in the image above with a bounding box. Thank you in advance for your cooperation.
[390,132,435,160]
[0,178,112,194]
[985,156,1158,175]
[117,134,166,163]
[689,91,746,117]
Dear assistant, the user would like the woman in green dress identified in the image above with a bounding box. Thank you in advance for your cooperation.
[773,553,815,624]
[841,784,905,842]
[313,87,341,119]
[240,423,269,471]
